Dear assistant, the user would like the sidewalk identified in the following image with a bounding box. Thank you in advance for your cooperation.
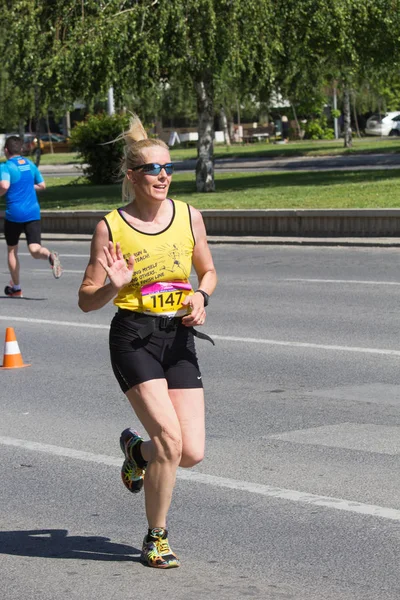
[30,233,400,247]
[38,151,400,175]
[31,154,400,246]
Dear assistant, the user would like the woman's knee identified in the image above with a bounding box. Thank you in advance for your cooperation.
[152,427,182,464]
[180,447,204,468]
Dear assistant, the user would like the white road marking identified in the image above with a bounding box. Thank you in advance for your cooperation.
[0,316,108,329]
[1,435,399,522]
[0,315,400,357]
[30,269,84,274]
[285,278,400,286]
[28,269,197,276]
[210,334,400,357]
[19,253,89,258]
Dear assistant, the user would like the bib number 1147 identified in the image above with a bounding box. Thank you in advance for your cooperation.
[151,290,183,309]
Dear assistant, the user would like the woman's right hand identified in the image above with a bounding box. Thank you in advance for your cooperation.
[98,241,135,291]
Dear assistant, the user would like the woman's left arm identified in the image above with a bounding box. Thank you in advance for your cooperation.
[181,206,217,326]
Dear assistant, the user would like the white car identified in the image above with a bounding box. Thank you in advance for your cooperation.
[365,112,400,136]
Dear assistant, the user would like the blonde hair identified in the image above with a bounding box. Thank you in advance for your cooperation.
[121,114,169,202]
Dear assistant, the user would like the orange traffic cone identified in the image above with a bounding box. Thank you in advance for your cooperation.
[0,327,31,369]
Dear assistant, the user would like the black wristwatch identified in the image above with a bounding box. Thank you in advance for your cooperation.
[195,289,209,307]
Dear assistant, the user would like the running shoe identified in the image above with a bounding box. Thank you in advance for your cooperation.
[119,428,147,493]
[49,252,63,279]
[4,285,23,298]
[140,528,180,569]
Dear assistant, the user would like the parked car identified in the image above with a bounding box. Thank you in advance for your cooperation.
[40,133,72,153]
[365,112,400,136]
[387,114,400,136]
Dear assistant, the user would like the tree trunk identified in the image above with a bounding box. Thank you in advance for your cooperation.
[290,102,301,139]
[195,75,215,192]
[352,93,361,139]
[333,81,339,139]
[34,84,41,166]
[219,105,231,146]
[343,85,352,148]
[18,119,24,139]
[46,113,54,154]
[65,111,71,137]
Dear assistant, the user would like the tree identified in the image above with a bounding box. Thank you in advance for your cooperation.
[58,1,277,192]
[157,1,278,191]
[2,1,87,162]
[275,0,400,147]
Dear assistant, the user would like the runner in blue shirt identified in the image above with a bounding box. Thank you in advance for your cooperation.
[0,136,63,297]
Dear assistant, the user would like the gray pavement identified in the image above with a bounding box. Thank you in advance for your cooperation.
[39,151,400,176]
[36,152,400,243]
[1,243,400,599]
[35,232,400,247]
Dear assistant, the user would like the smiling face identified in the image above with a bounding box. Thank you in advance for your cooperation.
[128,146,172,204]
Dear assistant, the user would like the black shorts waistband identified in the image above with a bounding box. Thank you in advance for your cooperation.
[117,308,182,328]
[116,308,215,345]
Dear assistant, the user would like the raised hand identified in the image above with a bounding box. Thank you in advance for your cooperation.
[98,241,134,291]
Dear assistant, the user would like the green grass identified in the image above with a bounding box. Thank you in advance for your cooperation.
[39,152,82,165]
[172,137,400,161]
[7,169,400,211]
[0,152,82,165]
[2,137,400,167]
[3,137,399,166]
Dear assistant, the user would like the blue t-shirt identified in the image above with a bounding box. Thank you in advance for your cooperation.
[0,156,44,222]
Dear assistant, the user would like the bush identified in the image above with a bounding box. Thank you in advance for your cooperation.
[303,116,335,140]
[71,113,130,185]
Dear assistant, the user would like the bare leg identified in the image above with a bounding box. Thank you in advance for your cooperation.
[28,243,51,261]
[7,245,20,285]
[135,388,205,468]
[126,378,183,529]
[169,387,205,468]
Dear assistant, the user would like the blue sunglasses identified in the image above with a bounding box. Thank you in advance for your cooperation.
[132,162,174,176]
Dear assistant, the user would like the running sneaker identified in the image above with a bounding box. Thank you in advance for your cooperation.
[49,252,63,279]
[140,528,180,569]
[119,428,147,493]
[4,285,23,298]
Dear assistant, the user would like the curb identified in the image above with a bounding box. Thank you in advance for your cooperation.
[2,234,400,248]
[24,209,400,239]
[3,209,400,242]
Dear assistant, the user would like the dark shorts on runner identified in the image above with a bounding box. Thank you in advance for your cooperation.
[109,309,203,393]
[4,219,41,247]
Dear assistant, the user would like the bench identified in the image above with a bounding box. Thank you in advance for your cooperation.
[242,126,274,143]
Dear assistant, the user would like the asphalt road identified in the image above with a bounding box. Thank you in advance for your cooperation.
[40,151,400,177]
[1,242,400,600]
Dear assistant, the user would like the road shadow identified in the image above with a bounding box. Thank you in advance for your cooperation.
[0,296,47,301]
[0,529,141,562]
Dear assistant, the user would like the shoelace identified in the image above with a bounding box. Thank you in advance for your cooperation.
[156,538,172,556]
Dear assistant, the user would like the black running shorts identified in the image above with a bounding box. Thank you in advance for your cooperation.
[109,310,203,393]
[4,219,42,247]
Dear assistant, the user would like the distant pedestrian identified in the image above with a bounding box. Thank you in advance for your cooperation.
[281,115,289,143]
[0,135,62,297]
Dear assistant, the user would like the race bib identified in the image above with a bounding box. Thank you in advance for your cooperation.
[141,281,193,316]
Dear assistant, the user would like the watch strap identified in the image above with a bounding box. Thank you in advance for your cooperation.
[195,289,209,306]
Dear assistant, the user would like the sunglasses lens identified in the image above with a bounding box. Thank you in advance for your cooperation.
[142,164,160,175]
[140,163,174,175]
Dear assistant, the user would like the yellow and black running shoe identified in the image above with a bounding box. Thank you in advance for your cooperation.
[119,428,147,493]
[140,528,180,569]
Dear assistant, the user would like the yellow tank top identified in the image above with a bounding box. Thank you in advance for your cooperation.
[104,199,195,316]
